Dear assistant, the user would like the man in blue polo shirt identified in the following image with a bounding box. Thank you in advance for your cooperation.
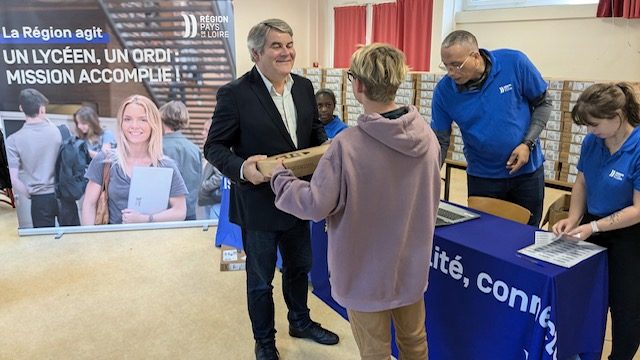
[431,30,551,226]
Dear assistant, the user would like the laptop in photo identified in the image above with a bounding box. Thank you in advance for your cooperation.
[127,166,174,215]
[436,201,480,227]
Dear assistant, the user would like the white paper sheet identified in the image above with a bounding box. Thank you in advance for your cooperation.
[518,235,606,268]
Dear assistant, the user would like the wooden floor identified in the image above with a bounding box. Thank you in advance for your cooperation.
[0,169,636,359]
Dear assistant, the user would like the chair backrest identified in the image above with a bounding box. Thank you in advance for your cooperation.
[467,196,532,224]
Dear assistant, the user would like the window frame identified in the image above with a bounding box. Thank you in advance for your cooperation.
[463,0,598,11]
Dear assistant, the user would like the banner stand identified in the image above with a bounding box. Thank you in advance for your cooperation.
[18,219,218,238]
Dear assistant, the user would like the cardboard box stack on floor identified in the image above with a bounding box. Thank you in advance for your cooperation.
[302,69,640,188]
[555,80,594,184]
[344,73,363,127]
[396,73,416,108]
[323,68,345,123]
[220,245,246,272]
[304,67,322,94]
[540,79,565,181]
[413,72,438,124]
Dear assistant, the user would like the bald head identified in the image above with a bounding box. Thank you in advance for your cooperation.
[441,30,479,52]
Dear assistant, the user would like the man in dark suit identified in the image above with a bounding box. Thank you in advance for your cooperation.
[204,19,338,360]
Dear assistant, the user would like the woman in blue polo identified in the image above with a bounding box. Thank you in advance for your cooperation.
[553,82,640,360]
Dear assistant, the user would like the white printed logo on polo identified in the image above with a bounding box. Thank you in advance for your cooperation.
[608,169,624,181]
[499,83,513,94]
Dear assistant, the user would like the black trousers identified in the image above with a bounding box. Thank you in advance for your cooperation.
[30,193,59,228]
[58,198,80,226]
[467,166,545,226]
[241,220,312,341]
[585,214,640,360]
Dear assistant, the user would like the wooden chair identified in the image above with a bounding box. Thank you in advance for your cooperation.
[0,188,15,208]
[467,196,532,224]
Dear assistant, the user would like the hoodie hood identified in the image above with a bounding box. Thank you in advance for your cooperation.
[356,105,432,158]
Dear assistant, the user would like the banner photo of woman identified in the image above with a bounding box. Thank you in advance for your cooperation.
[0,0,235,234]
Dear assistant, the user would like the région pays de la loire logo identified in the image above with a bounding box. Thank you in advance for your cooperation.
[181,13,198,38]
[181,13,230,39]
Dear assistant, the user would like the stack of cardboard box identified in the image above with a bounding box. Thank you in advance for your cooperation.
[539,79,565,181]
[413,72,440,124]
[395,73,416,108]
[344,73,363,127]
[323,68,346,123]
[220,245,246,272]
[556,80,593,183]
[294,69,640,188]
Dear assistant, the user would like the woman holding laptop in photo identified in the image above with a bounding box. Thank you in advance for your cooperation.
[81,95,188,225]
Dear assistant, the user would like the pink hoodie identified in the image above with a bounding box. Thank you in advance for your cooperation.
[271,106,441,312]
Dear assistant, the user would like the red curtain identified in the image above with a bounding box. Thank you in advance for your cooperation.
[397,0,434,71]
[597,0,640,18]
[333,6,366,68]
[372,3,399,47]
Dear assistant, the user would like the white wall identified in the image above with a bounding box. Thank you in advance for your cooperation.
[454,4,640,81]
[234,1,640,82]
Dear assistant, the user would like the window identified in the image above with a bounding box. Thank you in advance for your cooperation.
[463,0,598,10]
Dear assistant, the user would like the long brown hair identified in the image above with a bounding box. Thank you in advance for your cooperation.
[572,83,640,127]
[73,106,103,143]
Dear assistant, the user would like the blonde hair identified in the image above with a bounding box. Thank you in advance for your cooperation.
[159,100,190,131]
[115,95,164,175]
[349,43,408,103]
[73,105,103,142]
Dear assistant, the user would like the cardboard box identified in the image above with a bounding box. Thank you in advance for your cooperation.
[541,194,571,229]
[257,144,330,177]
[220,245,246,272]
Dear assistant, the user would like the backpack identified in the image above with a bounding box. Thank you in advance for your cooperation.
[55,125,92,200]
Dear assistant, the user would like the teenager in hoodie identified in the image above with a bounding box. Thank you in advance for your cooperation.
[271,43,441,359]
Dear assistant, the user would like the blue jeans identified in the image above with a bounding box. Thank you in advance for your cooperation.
[242,220,312,341]
[467,166,544,226]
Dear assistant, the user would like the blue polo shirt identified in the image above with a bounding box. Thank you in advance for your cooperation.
[324,115,348,139]
[577,126,640,217]
[431,49,547,178]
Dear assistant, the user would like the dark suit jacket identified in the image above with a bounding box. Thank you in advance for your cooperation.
[204,66,327,231]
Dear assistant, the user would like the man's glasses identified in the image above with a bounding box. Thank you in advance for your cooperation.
[438,53,474,72]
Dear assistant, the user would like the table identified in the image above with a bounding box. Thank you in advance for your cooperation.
[443,159,574,201]
[310,211,608,360]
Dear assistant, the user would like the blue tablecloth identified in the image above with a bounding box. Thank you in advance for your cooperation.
[310,211,608,360]
[214,177,283,268]
[214,177,242,249]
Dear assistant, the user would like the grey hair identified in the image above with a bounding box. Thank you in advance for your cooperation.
[247,18,293,62]
[442,30,478,50]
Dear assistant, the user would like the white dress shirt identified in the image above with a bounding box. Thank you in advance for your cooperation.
[256,66,298,147]
[241,67,298,180]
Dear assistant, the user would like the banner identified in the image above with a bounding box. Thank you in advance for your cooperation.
[0,0,236,235]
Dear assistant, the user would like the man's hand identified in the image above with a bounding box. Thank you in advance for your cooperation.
[506,143,530,174]
[243,155,269,185]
